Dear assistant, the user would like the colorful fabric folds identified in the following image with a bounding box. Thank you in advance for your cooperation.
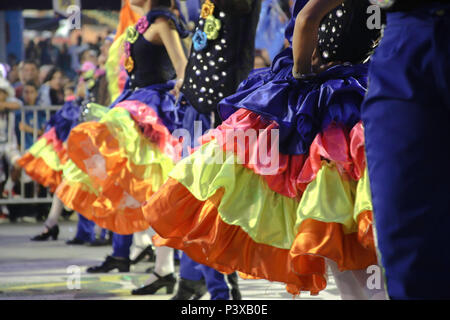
[17,128,68,193]
[141,2,378,295]
[62,102,179,235]
[17,100,81,192]
[143,108,377,295]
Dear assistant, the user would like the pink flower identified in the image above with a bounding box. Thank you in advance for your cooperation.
[124,42,131,58]
[136,16,149,34]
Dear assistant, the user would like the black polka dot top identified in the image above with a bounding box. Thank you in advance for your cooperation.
[181,0,261,115]
[318,0,382,64]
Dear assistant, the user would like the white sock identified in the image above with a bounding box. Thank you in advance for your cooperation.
[44,196,64,229]
[133,230,153,248]
[130,230,153,260]
[144,246,174,285]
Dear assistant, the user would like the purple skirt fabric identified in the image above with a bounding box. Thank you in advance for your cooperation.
[218,47,369,155]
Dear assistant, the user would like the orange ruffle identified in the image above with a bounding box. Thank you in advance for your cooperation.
[56,180,98,219]
[18,153,64,193]
[64,122,160,234]
[145,178,377,296]
[56,177,150,235]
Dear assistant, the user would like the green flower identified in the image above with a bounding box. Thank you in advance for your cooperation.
[126,26,139,44]
[204,15,221,40]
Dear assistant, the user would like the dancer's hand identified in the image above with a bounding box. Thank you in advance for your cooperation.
[170,78,183,99]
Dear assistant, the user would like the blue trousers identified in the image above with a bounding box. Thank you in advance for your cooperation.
[75,213,96,242]
[180,253,230,300]
[112,233,133,259]
[75,213,109,243]
[361,4,450,299]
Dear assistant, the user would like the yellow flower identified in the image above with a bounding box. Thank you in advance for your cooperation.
[126,26,139,44]
[124,56,135,73]
[200,0,215,19]
[204,15,221,40]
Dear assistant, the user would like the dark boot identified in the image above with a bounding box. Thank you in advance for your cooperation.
[171,277,207,300]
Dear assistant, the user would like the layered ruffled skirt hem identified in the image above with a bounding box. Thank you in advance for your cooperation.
[143,63,377,295]
[17,128,67,193]
[60,100,179,234]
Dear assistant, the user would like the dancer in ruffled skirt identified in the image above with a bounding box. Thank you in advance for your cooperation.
[57,0,192,292]
[143,0,386,299]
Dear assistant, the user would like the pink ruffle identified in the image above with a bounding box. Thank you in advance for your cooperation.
[199,109,366,198]
[116,100,183,163]
[41,127,65,153]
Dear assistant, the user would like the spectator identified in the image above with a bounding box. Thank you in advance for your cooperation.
[15,60,40,98]
[38,38,55,66]
[38,67,65,106]
[64,83,76,101]
[0,77,22,197]
[79,49,98,68]
[68,35,89,75]
[39,65,54,85]
[7,64,21,88]
[57,43,73,80]
[25,40,39,62]
[16,81,46,151]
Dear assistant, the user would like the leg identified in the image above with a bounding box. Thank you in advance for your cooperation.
[199,264,230,300]
[112,233,133,259]
[131,245,176,295]
[171,253,207,300]
[45,195,64,229]
[350,268,387,300]
[86,233,133,273]
[30,195,62,241]
[327,259,368,300]
[130,229,154,263]
[67,213,96,244]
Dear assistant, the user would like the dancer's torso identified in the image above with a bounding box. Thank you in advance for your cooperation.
[128,8,180,89]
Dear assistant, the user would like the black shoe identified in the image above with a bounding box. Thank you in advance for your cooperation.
[87,238,110,247]
[31,225,59,241]
[131,272,176,295]
[87,256,130,273]
[131,245,155,265]
[66,238,85,245]
[171,278,207,300]
[227,272,242,300]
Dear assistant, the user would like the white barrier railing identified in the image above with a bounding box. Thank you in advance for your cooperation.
[0,105,62,205]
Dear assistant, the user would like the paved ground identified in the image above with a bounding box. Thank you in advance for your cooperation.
[0,217,341,300]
